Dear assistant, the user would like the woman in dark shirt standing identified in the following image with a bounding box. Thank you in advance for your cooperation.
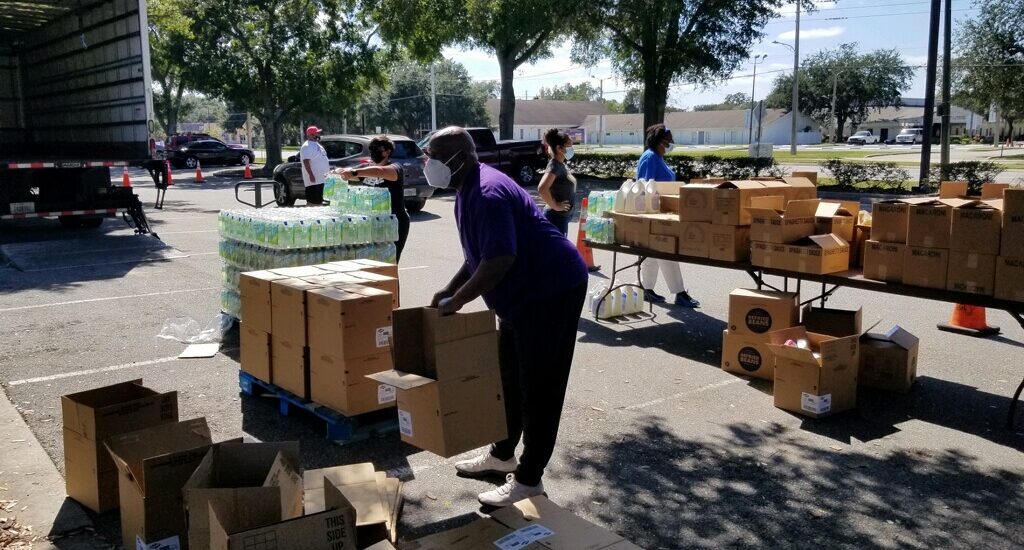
[338,136,411,261]
[537,128,577,236]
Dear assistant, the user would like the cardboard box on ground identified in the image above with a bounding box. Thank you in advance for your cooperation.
[62,380,178,514]
[720,290,801,380]
[367,307,507,458]
[859,325,920,393]
[304,463,402,546]
[769,328,860,419]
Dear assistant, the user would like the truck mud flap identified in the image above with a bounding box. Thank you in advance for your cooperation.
[123,194,159,239]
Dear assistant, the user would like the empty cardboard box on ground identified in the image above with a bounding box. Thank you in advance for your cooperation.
[62,380,178,514]
[183,442,302,550]
[105,418,221,550]
[859,325,919,393]
[303,462,402,546]
[727,289,799,336]
[367,308,506,458]
[770,329,859,419]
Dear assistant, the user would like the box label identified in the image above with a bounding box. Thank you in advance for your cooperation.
[376,326,392,348]
[378,384,396,404]
[745,308,773,333]
[801,393,831,415]
[137,535,180,550]
[737,346,762,372]
[398,409,413,436]
[10,202,34,214]
[494,524,555,550]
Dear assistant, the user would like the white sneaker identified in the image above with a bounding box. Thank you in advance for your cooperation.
[478,473,545,507]
[455,453,518,477]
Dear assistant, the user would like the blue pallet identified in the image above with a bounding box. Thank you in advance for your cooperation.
[238,370,398,444]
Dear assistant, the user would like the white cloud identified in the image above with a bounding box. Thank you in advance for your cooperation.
[903,55,929,67]
[777,26,845,41]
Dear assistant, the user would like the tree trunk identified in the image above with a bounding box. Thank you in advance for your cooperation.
[497,52,516,140]
[642,79,668,133]
[261,114,282,170]
[836,115,849,142]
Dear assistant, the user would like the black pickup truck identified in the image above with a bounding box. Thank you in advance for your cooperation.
[419,128,547,185]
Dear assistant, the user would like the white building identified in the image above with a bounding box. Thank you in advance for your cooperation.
[581,109,822,146]
[843,104,984,142]
[485,99,612,140]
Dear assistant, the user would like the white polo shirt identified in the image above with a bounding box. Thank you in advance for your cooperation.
[299,139,330,187]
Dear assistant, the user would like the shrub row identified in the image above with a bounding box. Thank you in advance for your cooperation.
[820,159,911,191]
[927,161,1004,194]
[568,153,785,181]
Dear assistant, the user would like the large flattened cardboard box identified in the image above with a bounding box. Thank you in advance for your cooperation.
[271,278,323,345]
[183,442,302,550]
[307,286,394,361]
[367,308,506,458]
[608,212,650,247]
[490,496,644,550]
[863,240,905,283]
[947,199,1001,255]
[239,271,288,333]
[271,336,310,400]
[905,198,953,249]
[946,251,996,295]
[748,197,820,244]
[1000,189,1024,258]
[995,256,1024,302]
[310,350,396,416]
[727,289,799,337]
[903,246,949,289]
[62,380,178,514]
[859,325,920,393]
[751,234,850,275]
[240,323,272,382]
[721,326,805,380]
[770,330,859,419]
[709,224,751,262]
[303,463,402,546]
[401,518,529,550]
[105,418,217,550]
[870,200,909,244]
[209,476,357,550]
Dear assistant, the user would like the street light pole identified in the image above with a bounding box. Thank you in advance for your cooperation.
[748,54,766,145]
[790,1,801,155]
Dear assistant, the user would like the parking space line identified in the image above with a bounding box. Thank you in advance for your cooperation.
[8,356,180,386]
[159,229,218,235]
[0,287,219,313]
[624,378,742,411]
[398,265,429,271]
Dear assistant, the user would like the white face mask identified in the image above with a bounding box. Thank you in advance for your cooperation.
[564,146,575,160]
[424,151,464,189]
[665,143,675,153]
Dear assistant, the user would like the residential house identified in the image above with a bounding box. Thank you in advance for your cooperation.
[843,103,984,142]
[485,99,612,141]
[581,109,822,146]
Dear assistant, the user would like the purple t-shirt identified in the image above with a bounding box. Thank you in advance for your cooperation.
[455,164,588,320]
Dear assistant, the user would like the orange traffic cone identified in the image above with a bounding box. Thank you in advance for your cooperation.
[937,304,1000,337]
[576,197,600,272]
[165,160,174,186]
[243,159,253,179]
[121,166,131,188]
[195,160,205,183]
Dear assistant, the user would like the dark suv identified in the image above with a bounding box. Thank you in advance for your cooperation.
[272,134,433,212]
[167,140,254,169]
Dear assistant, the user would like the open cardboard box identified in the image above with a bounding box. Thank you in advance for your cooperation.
[303,463,402,546]
[814,201,858,243]
[859,325,920,393]
[751,234,850,275]
[769,329,859,419]
[183,442,303,550]
[748,197,820,244]
[720,326,806,380]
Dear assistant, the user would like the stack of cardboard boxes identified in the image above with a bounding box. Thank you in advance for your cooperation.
[748,195,853,275]
[720,289,802,381]
[995,189,1024,301]
[239,260,400,417]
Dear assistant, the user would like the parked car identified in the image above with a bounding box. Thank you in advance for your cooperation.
[847,130,879,145]
[895,128,924,145]
[273,134,434,212]
[419,128,547,186]
[167,133,247,151]
[167,140,254,168]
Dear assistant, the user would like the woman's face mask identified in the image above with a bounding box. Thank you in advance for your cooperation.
[424,150,464,188]
[564,145,575,160]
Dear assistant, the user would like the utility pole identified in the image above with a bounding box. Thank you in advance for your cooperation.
[939,0,952,180]
[245,111,252,148]
[790,1,800,155]
[919,0,942,190]
[430,63,437,132]
[748,55,766,145]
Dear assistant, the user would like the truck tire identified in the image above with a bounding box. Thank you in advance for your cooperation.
[405,197,426,213]
[516,163,537,186]
[274,178,296,207]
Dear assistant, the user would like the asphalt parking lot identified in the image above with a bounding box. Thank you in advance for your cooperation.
[1,167,1023,549]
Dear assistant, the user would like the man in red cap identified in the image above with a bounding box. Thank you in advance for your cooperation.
[300,125,330,205]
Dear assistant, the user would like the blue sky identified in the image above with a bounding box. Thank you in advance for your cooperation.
[442,0,980,109]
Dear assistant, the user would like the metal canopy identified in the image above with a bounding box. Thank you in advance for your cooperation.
[0,0,77,42]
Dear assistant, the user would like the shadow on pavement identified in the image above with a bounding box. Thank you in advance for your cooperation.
[560,418,1024,549]
[577,310,727,369]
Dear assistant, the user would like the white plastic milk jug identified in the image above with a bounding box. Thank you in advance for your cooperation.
[614,179,633,213]
[644,179,660,213]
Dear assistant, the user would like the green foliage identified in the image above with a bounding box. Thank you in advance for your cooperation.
[928,161,1005,194]
[362,59,490,138]
[536,82,602,102]
[185,0,381,168]
[148,0,197,134]
[820,159,911,191]
[694,93,752,112]
[568,153,780,180]
[765,44,914,141]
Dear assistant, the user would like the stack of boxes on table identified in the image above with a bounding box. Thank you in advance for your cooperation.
[863,182,1024,300]
[62,378,641,549]
[721,289,920,418]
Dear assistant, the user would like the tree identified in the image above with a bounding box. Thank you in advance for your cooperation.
[536,82,602,102]
[186,0,381,169]
[765,43,913,141]
[148,0,196,135]
[368,0,578,140]
[362,59,491,138]
[573,0,788,131]
[694,92,752,111]
[622,88,643,114]
[954,0,1024,141]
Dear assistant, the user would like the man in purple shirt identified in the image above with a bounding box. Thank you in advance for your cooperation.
[426,127,588,507]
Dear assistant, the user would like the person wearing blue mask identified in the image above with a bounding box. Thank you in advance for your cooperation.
[637,124,700,308]
[425,126,588,508]
[536,128,577,236]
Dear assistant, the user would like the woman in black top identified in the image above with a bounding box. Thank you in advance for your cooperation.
[337,136,411,261]
[537,128,577,236]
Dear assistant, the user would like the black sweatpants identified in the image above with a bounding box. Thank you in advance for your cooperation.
[395,211,410,262]
[490,282,587,486]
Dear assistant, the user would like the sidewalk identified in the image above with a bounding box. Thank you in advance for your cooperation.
[0,386,105,549]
